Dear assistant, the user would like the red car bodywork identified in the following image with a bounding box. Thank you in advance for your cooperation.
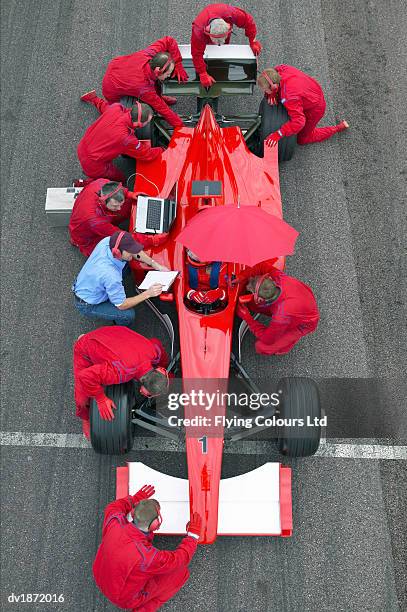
[130,106,284,544]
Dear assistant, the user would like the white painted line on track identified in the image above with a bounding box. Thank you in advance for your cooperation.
[1,431,407,460]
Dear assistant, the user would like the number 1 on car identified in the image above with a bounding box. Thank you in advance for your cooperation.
[198,436,208,454]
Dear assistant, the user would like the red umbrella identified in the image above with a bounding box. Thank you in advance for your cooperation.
[176,206,299,266]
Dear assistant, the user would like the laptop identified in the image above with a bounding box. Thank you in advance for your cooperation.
[135,183,177,233]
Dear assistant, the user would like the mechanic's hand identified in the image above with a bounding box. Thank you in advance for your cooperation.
[132,484,155,504]
[146,283,164,298]
[250,40,262,56]
[186,512,202,540]
[96,396,116,421]
[265,131,282,147]
[199,72,216,89]
[237,304,251,321]
[173,63,189,83]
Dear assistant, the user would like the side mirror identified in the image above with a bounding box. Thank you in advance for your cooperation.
[239,294,252,304]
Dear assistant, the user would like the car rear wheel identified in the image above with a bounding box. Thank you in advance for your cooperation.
[258,99,296,162]
[276,377,321,457]
[90,382,135,455]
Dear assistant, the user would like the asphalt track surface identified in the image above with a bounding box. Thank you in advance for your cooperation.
[1,1,406,611]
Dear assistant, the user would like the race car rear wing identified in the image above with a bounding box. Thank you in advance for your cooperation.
[162,44,257,98]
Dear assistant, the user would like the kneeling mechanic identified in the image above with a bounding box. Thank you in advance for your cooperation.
[73,326,169,439]
[72,230,168,326]
[93,484,201,611]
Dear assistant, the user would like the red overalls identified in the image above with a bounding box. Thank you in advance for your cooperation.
[238,261,320,355]
[77,99,162,182]
[93,495,197,612]
[275,64,341,144]
[73,327,168,420]
[102,37,184,128]
[69,179,134,256]
[191,3,257,75]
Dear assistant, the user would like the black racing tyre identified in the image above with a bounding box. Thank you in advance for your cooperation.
[90,382,135,455]
[258,99,296,162]
[276,377,321,457]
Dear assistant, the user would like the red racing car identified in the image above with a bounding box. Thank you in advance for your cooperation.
[89,46,322,544]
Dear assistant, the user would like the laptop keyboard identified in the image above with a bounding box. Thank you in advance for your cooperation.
[146,200,162,230]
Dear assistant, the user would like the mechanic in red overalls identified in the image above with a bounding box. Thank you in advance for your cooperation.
[101,37,187,128]
[93,484,201,612]
[185,249,227,304]
[257,65,349,146]
[236,260,320,355]
[77,98,163,183]
[191,4,262,88]
[69,179,168,257]
[73,326,169,439]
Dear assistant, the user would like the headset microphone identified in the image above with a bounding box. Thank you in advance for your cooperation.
[154,56,173,77]
[260,70,279,94]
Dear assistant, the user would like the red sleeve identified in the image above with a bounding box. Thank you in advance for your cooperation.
[102,496,134,531]
[237,260,278,284]
[231,7,257,41]
[77,361,121,401]
[149,338,170,369]
[86,217,120,239]
[143,537,198,576]
[244,312,268,339]
[138,87,183,128]
[256,321,302,353]
[279,98,306,137]
[144,36,182,65]
[191,28,208,75]
[122,135,163,160]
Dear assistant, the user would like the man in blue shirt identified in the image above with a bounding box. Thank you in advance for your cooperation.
[73,230,167,326]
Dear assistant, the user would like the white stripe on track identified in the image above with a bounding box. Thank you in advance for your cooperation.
[1,431,406,460]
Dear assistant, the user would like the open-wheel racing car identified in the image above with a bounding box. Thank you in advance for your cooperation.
[89,46,322,544]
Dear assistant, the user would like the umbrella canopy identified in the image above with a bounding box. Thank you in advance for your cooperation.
[176,206,299,266]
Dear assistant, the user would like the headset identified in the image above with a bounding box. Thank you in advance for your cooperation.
[139,367,170,398]
[111,231,126,260]
[148,501,162,532]
[154,55,173,77]
[253,273,279,306]
[99,182,124,204]
[259,70,279,95]
[132,101,152,129]
[204,21,233,37]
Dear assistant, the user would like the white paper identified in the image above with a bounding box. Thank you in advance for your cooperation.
[138,271,179,292]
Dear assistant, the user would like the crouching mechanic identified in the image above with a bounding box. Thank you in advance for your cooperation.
[72,230,168,326]
[257,65,349,146]
[101,37,188,128]
[236,260,320,355]
[77,97,163,183]
[185,249,227,305]
[74,326,169,438]
[93,484,201,612]
[191,4,262,88]
[69,179,168,257]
